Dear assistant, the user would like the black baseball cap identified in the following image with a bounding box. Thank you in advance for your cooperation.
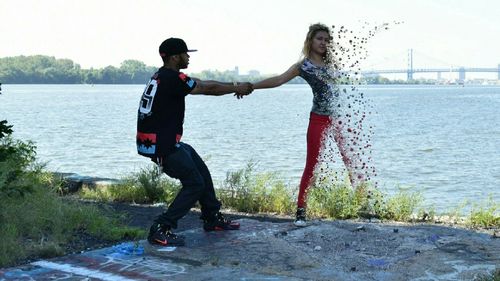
[159,38,197,57]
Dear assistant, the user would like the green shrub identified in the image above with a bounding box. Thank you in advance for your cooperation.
[217,162,294,214]
[0,180,145,267]
[308,181,372,219]
[0,224,23,266]
[468,196,499,228]
[0,121,144,267]
[384,187,423,221]
[214,162,427,222]
[0,120,38,197]
[0,120,13,139]
[79,165,181,204]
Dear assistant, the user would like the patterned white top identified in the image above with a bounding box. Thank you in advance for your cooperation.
[298,58,340,116]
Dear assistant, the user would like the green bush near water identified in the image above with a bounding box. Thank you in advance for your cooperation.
[217,163,428,222]
[217,163,500,228]
[307,182,371,219]
[217,162,295,214]
[0,121,144,267]
[306,179,425,221]
[468,196,500,228]
[79,166,181,204]
[82,160,499,228]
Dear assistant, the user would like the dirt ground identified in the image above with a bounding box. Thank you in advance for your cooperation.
[70,201,291,255]
[4,201,499,280]
[104,202,500,280]
[102,201,291,231]
[11,200,289,268]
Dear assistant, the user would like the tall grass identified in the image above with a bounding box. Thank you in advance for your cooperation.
[216,164,497,227]
[0,122,144,267]
[468,196,499,228]
[307,182,369,219]
[379,187,424,221]
[215,163,427,221]
[80,159,498,229]
[79,165,181,204]
[0,171,144,267]
[217,162,295,214]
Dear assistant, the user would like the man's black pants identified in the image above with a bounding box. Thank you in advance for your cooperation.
[153,142,221,229]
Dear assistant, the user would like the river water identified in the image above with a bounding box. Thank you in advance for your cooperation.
[1,84,498,211]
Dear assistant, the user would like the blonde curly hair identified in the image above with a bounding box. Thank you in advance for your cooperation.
[301,23,332,58]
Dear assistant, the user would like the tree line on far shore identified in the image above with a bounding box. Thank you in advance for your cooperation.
[0,55,428,85]
[0,55,157,84]
[0,55,283,84]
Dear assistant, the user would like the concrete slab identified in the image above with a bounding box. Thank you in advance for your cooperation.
[1,219,498,280]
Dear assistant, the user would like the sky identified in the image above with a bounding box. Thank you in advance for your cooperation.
[1,0,500,76]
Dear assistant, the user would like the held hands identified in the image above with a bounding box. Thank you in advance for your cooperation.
[234,82,253,99]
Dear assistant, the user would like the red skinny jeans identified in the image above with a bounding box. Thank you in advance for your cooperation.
[297,112,332,208]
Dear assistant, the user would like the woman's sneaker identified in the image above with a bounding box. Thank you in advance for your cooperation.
[294,208,307,227]
[147,224,185,246]
[203,212,240,231]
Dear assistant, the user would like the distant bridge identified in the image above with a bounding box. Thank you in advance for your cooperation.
[361,49,500,81]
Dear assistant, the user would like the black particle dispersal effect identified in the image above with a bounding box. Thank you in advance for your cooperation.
[314,21,403,191]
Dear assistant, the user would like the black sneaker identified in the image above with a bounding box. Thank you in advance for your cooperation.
[147,224,185,246]
[294,208,307,227]
[203,212,240,231]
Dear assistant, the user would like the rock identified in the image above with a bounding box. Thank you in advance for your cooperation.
[314,246,322,251]
[52,172,121,193]
[354,225,366,232]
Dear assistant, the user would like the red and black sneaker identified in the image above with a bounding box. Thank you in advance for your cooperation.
[203,212,240,231]
[147,224,185,246]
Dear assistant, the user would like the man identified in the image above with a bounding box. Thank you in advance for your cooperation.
[137,38,252,246]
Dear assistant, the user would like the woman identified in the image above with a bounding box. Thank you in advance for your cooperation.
[253,23,365,226]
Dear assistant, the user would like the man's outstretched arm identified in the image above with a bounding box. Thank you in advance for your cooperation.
[190,79,253,97]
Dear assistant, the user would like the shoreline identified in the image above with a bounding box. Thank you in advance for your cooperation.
[60,173,500,235]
